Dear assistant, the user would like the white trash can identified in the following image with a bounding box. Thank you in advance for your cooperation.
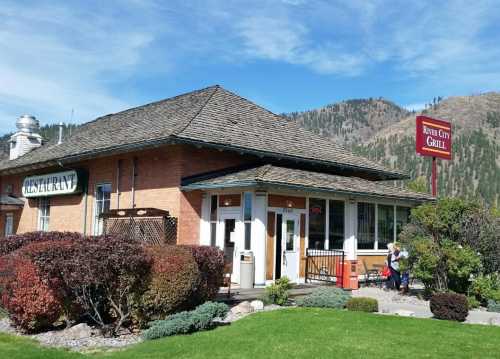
[240,251,254,289]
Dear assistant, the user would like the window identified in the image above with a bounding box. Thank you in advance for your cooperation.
[357,202,375,249]
[243,192,252,250]
[396,206,411,240]
[285,220,295,251]
[209,195,218,246]
[377,204,394,250]
[4,213,14,236]
[329,200,345,249]
[38,197,50,231]
[94,183,111,235]
[308,198,326,249]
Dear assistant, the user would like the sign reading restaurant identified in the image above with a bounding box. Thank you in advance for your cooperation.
[415,115,452,160]
[22,170,81,198]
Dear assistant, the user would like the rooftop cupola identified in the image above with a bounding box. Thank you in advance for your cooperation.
[9,115,43,160]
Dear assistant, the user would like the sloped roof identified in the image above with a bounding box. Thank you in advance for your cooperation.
[0,195,24,206]
[0,86,406,180]
[181,165,434,202]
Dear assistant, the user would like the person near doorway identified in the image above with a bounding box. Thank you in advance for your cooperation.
[384,243,394,290]
[390,244,402,291]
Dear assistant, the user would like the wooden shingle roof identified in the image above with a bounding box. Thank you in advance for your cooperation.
[0,86,406,180]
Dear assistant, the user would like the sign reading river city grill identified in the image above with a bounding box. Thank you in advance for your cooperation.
[416,115,452,160]
[22,170,82,198]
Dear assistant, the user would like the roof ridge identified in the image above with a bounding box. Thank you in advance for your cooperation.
[172,85,220,136]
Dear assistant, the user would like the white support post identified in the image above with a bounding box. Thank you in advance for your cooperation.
[199,193,211,246]
[252,191,267,286]
[344,200,357,261]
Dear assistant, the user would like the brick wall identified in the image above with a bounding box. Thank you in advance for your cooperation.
[0,144,253,244]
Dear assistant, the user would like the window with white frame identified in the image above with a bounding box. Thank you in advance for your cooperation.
[209,195,218,246]
[93,183,111,235]
[4,213,14,236]
[357,202,411,250]
[38,197,50,231]
[308,198,345,250]
[243,192,252,250]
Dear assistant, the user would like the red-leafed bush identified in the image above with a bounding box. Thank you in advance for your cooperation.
[134,245,200,326]
[182,245,225,304]
[0,253,62,332]
[55,236,152,336]
[0,231,84,256]
[430,292,469,322]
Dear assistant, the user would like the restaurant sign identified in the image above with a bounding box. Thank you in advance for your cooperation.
[416,115,452,160]
[22,170,81,198]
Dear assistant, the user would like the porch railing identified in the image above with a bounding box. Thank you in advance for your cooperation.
[305,248,345,287]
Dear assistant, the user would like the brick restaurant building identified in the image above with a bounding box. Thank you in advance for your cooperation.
[0,86,432,286]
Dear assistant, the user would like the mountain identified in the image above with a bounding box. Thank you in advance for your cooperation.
[288,93,500,207]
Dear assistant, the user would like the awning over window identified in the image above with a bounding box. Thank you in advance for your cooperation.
[0,195,24,211]
[181,165,435,203]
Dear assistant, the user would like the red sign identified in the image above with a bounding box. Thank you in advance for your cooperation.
[416,115,452,160]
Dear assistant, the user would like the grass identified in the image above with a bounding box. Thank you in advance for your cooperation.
[1,308,500,358]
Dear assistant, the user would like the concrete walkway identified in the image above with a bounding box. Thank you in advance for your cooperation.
[218,284,500,325]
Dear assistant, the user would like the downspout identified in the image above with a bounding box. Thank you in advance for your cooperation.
[82,186,88,236]
[131,157,137,208]
[116,160,122,209]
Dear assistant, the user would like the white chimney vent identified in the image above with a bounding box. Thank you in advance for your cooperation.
[9,115,43,160]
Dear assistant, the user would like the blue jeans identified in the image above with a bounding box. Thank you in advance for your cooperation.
[390,267,401,290]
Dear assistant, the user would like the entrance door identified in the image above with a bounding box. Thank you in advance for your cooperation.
[281,213,299,282]
[219,210,242,283]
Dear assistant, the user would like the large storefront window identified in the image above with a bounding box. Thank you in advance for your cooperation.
[396,206,411,240]
[377,204,394,250]
[357,202,375,249]
[308,198,326,249]
[329,200,344,249]
[357,203,411,250]
[38,197,50,232]
[243,192,252,250]
[94,183,111,235]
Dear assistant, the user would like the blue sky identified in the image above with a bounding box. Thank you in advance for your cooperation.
[1,0,500,134]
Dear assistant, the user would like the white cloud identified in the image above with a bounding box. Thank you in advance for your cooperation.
[236,16,365,75]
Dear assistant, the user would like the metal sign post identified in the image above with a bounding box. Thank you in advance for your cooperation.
[415,116,452,197]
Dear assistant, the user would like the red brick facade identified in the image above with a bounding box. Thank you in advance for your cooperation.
[0,144,252,243]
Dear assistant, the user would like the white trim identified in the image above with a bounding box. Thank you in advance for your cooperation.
[92,182,112,235]
[4,213,14,236]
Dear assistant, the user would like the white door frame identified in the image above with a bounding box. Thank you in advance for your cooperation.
[218,208,243,283]
[280,212,300,282]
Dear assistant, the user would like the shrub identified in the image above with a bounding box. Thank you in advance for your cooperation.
[0,253,63,332]
[297,287,351,309]
[470,274,500,305]
[430,292,469,322]
[134,245,200,326]
[487,300,500,313]
[182,245,225,304]
[0,231,84,256]
[346,297,379,312]
[263,277,292,305]
[142,301,228,340]
[467,296,481,309]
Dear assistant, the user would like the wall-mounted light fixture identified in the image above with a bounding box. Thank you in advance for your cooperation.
[286,200,294,208]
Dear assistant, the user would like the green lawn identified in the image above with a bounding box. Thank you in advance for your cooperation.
[2,308,500,359]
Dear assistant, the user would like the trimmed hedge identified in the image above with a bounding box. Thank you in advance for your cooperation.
[0,253,62,332]
[297,287,351,309]
[430,292,469,322]
[182,245,225,304]
[142,301,228,340]
[0,231,84,256]
[134,246,200,326]
[346,297,379,312]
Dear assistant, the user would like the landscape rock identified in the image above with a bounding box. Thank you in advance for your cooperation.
[392,309,415,317]
[64,323,95,340]
[250,300,264,311]
[231,301,254,315]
